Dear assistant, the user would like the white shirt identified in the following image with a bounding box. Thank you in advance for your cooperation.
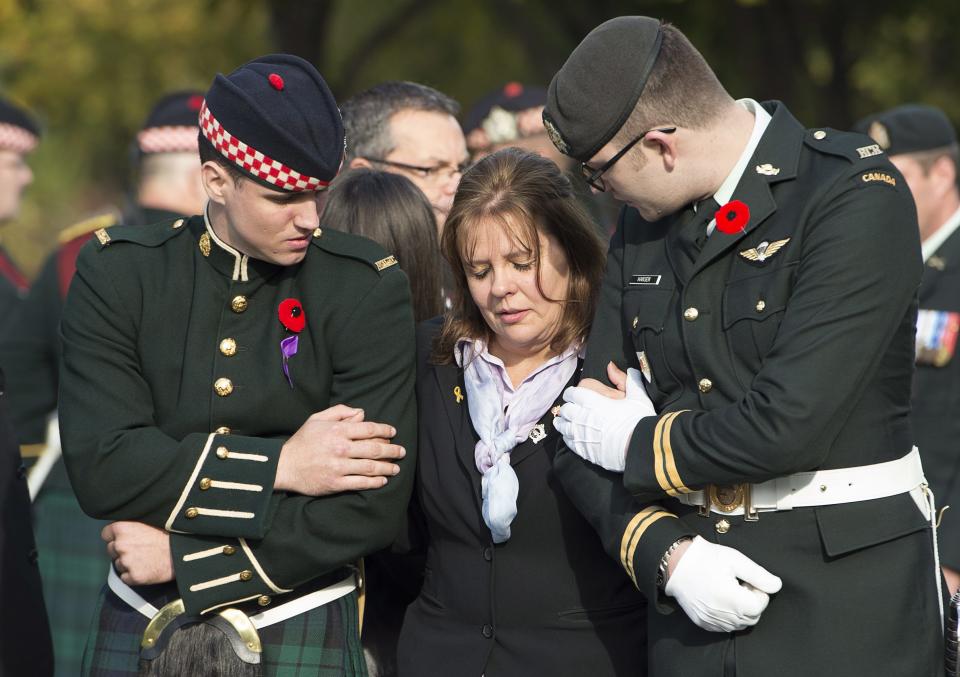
[921,205,960,262]
[704,98,773,236]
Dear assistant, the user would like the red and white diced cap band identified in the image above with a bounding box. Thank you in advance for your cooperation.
[0,122,38,154]
[199,101,330,192]
[137,126,200,154]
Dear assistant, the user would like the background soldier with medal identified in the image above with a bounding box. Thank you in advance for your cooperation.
[59,54,416,675]
[856,104,960,597]
[546,16,942,676]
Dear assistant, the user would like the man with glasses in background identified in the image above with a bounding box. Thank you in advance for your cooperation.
[341,81,468,233]
[545,16,942,677]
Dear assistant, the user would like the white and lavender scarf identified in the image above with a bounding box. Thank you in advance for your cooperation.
[456,338,581,543]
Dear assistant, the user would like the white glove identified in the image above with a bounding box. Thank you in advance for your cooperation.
[553,368,656,472]
[664,535,783,633]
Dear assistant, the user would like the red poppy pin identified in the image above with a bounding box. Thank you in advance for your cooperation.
[278,298,305,388]
[714,200,750,235]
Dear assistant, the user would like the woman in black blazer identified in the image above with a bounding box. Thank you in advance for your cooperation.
[397,148,647,676]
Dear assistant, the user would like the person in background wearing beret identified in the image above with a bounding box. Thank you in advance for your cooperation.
[340,81,469,235]
[0,96,39,326]
[59,55,415,676]
[856,105,960,598]
[0,95,54,677]
[545,17,942,676]
[0,91,206,676]
[320,168,442,676]
[396,147,647,677]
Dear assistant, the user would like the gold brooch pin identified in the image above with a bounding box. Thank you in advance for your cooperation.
[453,386,463,404]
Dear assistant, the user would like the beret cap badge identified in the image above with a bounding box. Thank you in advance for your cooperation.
[868,121,890,150]
[542,113,571,155]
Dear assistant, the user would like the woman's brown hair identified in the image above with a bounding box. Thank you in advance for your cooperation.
[322,168,444,322]
[432,146,606,364]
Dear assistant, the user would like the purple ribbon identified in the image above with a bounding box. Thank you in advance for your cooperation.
[280,335,299,388]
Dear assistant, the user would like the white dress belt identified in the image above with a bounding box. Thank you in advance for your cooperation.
[677,447,926,515]
[107,566,357,629]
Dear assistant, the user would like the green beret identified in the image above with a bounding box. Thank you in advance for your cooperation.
[543,16,663,162]
[853,104,957,156]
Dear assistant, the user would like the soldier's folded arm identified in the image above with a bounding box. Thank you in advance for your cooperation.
[621,167,922,498]
[168,268,417,614]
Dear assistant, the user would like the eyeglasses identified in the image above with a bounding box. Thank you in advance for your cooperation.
[580,127,677,192]
[368,158,471,182]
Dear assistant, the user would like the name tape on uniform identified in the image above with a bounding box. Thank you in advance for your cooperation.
[629,274,661,286]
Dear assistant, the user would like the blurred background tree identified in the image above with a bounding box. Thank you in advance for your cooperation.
[0,0,957,274]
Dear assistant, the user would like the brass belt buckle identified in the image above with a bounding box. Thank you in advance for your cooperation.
[699,483,759,521]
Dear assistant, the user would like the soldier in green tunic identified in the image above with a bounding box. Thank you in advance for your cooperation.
[60,54,415,676]
[0,90,206,677]
[546,17,942,677]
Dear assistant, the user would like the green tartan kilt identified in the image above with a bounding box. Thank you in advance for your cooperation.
[33,482,112,677]
[81,583,367,677]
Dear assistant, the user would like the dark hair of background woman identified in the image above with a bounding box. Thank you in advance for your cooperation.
[322,168,444,322]
[433,146,607,364]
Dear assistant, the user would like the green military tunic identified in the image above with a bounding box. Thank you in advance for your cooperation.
[554,101,943,676]
[59,213,416,672]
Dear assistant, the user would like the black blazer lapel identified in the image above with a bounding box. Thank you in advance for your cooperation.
[432,361,483,510]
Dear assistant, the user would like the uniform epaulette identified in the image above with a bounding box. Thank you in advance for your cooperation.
[804,127,886,163]
[92,217,191,251]
[309,226,399,274]
[57,212,119,245]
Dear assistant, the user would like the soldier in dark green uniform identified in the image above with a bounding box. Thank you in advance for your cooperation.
[856,105,960,599]
[59,55,415,676]
[0,91,206,676]
[545,17,942,676]
[0,96,39,327]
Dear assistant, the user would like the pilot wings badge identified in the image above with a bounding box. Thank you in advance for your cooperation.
[739,238,791,263]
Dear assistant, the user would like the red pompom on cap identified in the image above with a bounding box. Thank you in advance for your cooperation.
[503,82,523,98]
[268,73,285,91]
[187,95,204,111]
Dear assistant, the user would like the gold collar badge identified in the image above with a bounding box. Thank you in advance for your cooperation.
[755,163,780,176]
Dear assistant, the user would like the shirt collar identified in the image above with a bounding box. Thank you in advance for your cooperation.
[714,98,772,206]
[921,204,960,262]
[455,336,583,390]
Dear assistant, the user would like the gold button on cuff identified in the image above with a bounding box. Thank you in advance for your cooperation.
[313,227,322,238]
[215,426,231,435]
[199,477,212,491]
[698,378,713,393]
[683,307,699,322]
[257,595,271,607]
[222,545,236,556]
[239,570,253,582]
[632,316,639,330]
[216,446,229,459]
[219,338,237,356]
[185,507,199,519]
[814,130,827,140]
[231,295,248,313]
[214,378,234,397]
[756,300,766,313]
[715,519,731,534]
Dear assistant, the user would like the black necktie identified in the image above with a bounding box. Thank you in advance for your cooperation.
[675,197,720,264]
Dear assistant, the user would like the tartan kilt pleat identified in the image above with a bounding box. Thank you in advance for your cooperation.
[33,485,112,676]
[82,584,368,677]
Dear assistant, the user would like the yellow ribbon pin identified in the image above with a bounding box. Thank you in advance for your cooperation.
[453,386,463,404]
